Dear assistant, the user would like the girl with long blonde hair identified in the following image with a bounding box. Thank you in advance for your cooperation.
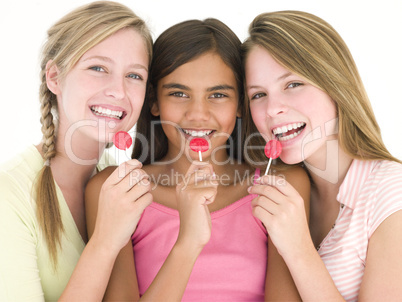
[244,10,402,301]
[0,1,153,300]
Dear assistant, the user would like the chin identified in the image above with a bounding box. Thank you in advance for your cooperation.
[279,153,304,166]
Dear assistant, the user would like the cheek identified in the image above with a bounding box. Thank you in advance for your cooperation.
[250,103,267,133]
[128,85,146,106]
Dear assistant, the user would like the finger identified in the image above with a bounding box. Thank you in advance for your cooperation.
[251,195,279,215]
[128,176,151,196]
[248,184,283,204]
[202,187,218,205]
[185,162,214,178]
[179,168,214,189]
[255,175,300,199]
[115,168,149,193]
[122,177,152,204]
[105,159,143,186]
[132,191,153,212]
[184,173,219,191]
[252,204,273,228]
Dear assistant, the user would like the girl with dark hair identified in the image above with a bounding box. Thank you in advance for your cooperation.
[86,18,309,300]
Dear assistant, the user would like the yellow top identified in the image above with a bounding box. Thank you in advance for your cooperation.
[0,145,113,301]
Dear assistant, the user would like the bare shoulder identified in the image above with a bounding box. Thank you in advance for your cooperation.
[280,165,311,214]
[85,165,118,236]
[87,166,117,192]
[279,165,310,187]
[85,165,118,210]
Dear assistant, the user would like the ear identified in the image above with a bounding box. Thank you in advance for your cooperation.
[150,102,160,116]
[46,60,61,95]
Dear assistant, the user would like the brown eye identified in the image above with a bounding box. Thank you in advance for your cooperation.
[210,93,226,99]
[170,91,188,98]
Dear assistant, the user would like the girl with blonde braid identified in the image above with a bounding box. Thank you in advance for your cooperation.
[0,1,153,301]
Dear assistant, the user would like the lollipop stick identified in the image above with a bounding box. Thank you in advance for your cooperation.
[198,151,202,162]
[264,157,273,175]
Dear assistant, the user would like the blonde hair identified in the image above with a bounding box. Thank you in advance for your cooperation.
[242,10,400,165]
[36,0,152,269]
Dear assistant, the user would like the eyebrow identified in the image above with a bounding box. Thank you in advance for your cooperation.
[206,84,235,92]
[277,71,292,81]
[247,71,293,90]
[162,83,190,90]
[162,83,235,92]
[83,55,148,71]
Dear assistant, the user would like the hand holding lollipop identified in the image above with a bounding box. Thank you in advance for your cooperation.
[264,140,282,175]
[113,131,133,150]
[189,138,209,161]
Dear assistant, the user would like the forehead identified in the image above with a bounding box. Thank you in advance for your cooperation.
[159,52,236,88]
[246,46,288,74]
[81,28,148,64]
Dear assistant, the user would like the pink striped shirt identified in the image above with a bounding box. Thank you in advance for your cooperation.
[318,159,402,301]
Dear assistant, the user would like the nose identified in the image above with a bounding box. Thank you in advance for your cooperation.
[265,94,288,117]
[105,75,126,100]
[185,98,210,121]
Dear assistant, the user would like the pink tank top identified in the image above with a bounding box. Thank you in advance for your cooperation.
[132,169,267,300]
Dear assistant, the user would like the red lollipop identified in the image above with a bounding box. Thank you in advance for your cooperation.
[264,140,282,175]
[189,138,209,161]
[113,131,132,150]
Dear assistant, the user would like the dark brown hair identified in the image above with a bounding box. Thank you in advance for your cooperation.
[132,18,245,164]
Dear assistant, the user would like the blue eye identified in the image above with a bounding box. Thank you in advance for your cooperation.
[251,92,266,100]
[89,66,104,72]
[287,82,302,89]
[128,73,142,80]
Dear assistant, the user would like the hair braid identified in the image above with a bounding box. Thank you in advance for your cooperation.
[35,71,63,269]
[32,1,153,270]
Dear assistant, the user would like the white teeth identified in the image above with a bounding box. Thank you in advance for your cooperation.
[272,122,306,141]
[183,129,213,137]
[273,122,305,135]
[91,106,123,119]
[278,129,303,141]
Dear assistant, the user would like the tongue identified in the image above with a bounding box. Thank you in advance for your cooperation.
[285,128,300,136]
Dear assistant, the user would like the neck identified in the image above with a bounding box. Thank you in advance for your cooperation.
[304,142,353,203]
[37,125,106,190]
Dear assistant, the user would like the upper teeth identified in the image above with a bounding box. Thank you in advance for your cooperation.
[273,122,305,135]
[91,106,123,119]
[183,129,213,137]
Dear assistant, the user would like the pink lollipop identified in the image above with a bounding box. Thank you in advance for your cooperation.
[189,138,209,161]
[113,131,132,150]
[264,140,282,175]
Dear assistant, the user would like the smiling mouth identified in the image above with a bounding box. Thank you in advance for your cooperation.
[273,122,306,141]
[181,129,215,138]
[90,105,126,120]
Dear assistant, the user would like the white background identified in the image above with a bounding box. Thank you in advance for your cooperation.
[1,0,401,165]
